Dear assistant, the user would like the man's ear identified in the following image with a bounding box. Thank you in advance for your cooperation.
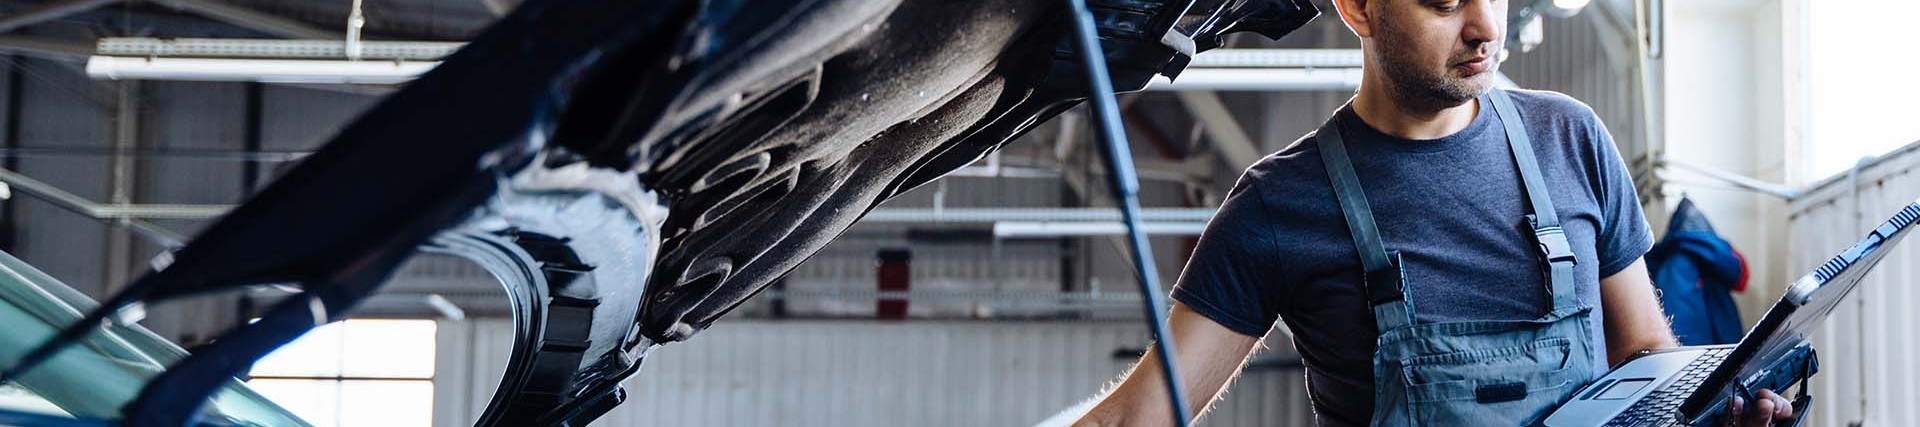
[1333,0,1375,38]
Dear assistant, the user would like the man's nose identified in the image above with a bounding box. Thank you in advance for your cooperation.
[1461,0,1502,47]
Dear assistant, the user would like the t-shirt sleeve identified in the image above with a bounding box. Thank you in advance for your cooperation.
[1170,176,1285,337]
[1590,118,1656,278]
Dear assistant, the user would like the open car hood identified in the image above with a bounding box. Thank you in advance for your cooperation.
[4,0,1318,426]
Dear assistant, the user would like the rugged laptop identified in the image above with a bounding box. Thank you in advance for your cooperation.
[1545,198,1920,426]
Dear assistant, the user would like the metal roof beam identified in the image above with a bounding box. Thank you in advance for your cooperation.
[0,0,122,34]
[0,34,92,61]
[479,0,518,17]
[1174,91,1264,170]
[149,0,337,39]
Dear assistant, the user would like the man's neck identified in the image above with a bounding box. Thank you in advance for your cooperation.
[1349,81,1480,141]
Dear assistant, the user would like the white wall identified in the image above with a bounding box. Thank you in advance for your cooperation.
[434,320,1314,427]
[1658,0,1797,326]
[1799,0,1920,179]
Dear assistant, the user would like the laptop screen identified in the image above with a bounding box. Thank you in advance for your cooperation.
[1681,199,1920,417]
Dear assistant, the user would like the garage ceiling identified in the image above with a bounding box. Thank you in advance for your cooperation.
[0,0,500,42]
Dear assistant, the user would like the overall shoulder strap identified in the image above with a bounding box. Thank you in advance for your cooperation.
[1488,89,1560,228]
[1487,89,1580,311]
[1315,116,1412,328]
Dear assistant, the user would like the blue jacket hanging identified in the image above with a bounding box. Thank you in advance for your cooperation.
[1645,198,1749,346]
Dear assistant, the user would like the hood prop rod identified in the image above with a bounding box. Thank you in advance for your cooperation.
[1065,1,1194,426]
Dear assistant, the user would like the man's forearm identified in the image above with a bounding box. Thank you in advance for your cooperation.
[1077,351,1176,427]
[1598,258,1679,365]
[1073,304,1261,426]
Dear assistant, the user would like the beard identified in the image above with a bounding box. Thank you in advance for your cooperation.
[1372,13,1495,110]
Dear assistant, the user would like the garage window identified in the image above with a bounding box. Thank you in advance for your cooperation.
[246,319,436,427]
[1803,0,1920,179]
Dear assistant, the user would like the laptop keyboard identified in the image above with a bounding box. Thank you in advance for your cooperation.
[1602,347,1734,427]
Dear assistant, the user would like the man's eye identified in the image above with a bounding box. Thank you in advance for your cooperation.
[1429,1,1463,12]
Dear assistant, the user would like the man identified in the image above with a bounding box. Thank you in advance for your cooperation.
[1072,0,1795,425]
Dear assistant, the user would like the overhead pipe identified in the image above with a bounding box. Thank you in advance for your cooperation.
[1149,67,1522,92]
[79,46,1422,91]
[860,207,1216,223]
[992,221,1208,237]
[1145,67,1361,91]
[82,44,1524,93]
[1656,158,1799,200]
[1185,48,1362,68]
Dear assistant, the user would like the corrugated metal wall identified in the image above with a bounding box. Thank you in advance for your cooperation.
[1786,143,1920,427]
[434,320,1315,427]
[1501,6,1648,165]
[9,57,114,298]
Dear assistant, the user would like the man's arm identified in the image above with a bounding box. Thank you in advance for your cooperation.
[1073,302,1261,427]
[1598,257,1677,365]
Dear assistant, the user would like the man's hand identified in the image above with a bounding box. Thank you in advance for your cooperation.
[1728,389,1795,427]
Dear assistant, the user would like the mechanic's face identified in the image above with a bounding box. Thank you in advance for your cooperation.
[1360,0,1507,109]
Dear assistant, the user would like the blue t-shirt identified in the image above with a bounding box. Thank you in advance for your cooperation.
[1170,89,1654,427]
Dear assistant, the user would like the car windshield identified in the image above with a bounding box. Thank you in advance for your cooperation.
[0,251,309,427]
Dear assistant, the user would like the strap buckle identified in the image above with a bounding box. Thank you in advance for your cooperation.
[1528,214,1576,265]
[1534,226,1577,265]
[1363,251,1407,305]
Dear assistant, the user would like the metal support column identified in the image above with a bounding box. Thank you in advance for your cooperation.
[1,57,21,251]
[1633,0,1669,223]
[1064,0,1191,425]
[103,81,139,293]
[242,82,263,194]
[234,82,264,332]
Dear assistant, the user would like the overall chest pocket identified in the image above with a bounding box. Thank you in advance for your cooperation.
[1400,337,1584,426]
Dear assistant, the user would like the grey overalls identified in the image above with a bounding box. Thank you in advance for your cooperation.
[1314,89,1602,426]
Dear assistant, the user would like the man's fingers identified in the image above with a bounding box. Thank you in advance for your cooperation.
[1727,396,1744,427]
[1755,395,1775,426]
[1728,390,1802,426]
[1761,390,1793,419]
[1735,392,1777,427]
